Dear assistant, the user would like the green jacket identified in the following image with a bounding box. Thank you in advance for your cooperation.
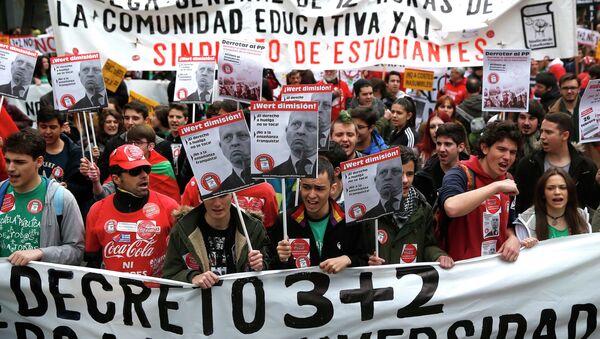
[162,204,271,283]
[363,189,446,264]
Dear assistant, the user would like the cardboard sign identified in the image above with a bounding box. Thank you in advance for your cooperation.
[129,90,159,116]
[280,83,333,149]
[51,53,108,112]
[250,101,319,178]
[341,148,402,224]
[482,49,531,112]
[179,111,253,199]
[217,39,265,103]
[403,68,434,91]
[0,43,38,100]
[174,56,215,104]
[102,58,127,93]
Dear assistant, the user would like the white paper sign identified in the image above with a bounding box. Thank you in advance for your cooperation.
[0,43,38,100]
[217,39,265,103]
[482,49,531,112]
[341,148,402,224]
[578,79,600,143]
[173,56,215,104]
[179,110,252,199]
[50,53,108,112]
[250,101,319,178]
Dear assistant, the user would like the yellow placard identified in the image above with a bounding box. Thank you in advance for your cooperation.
[595,42,600,60]
[102,59,127,93]
[129,90,160,117]
[0,35,10,45]
[403,68,435,91]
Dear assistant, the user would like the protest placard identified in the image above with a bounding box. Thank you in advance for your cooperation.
[281,83,333,149]
[0,43,38,100]
[179,111,252,198]
[250,101,319,178]
[102,58,126,93]
[341,148,402,224]
[174,56,215,104]
[51,53,108,112]
[482,49,531,112]
[403,68,434,91]
[128,90,159,116]
[578,79,600,143]
[218,39,264,103]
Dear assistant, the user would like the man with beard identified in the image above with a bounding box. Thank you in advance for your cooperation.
[185,62,214,103]
[0,54,35,99]
[514,113,600,214]
[533,72,560,112]
[548,73,581,140]
[218,120,251,191]
[439,121,522,261]
[361,156,404,220]
[348,79,386,118]
[270,112,318,176]
[439,67,467,105]
[72,59,108,110]
[516,101,544,159]
[317,70,352,121]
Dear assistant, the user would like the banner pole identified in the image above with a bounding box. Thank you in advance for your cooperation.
[75,112,85,159]
[192,104,196,123]
[294,178,300,206]
[375,219,379,258]
[233,192,254,252]
[81,111,95,164]
[88,111,98,147]
[281,178,288,240]
[0,96,4,114]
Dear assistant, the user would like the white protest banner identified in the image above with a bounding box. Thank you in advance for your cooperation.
[34,34,56,55]
[173,56,215,103]
[218,39,264,103]
[9,36,35,51]
[6,84,52,125]
[250,101,319,178]
[124,79,170,105]
[0,43,38,100]
[578,79,600,143]
[47,0,576,71]
[51,53,108,112]
[179,111,253,198]
[482,49,531,113]
[341,148,401,224]
[2,234,600,337]
[281,83,334,149]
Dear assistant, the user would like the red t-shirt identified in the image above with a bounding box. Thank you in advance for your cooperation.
[86,191,179,277]
[441,78,467,105]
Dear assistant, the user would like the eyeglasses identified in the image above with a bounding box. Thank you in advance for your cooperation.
[560,87,579,91]
[121,166,151,176]
[127,140,149,147]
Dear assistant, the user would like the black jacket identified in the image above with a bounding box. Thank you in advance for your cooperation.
[413,152,470,207]
[514,143,600,214]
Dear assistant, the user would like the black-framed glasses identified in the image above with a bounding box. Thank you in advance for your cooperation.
[127,140,149,147]
[121,166,151,176]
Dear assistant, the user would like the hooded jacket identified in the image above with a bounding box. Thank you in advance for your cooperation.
[439,156,511,260]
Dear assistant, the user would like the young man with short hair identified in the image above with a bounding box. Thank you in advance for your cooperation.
[163,193,269,287]
[165,103,191,191]
[439,121,522,261]
[548,73,581,140]
[349,106,388,156]
[272,158,368,272]
[366,146,454,268]
[514,112,600,214]
[85,144,179,277]
[329,114,361,160]
[413,122,468,206]
[349,79,386,118]
[533,72,560,111]
[516,100,544,159]
[1,129,84,266]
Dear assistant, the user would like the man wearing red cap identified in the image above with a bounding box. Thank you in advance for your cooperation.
[85,144,179,277]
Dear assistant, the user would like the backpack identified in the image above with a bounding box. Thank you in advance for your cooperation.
[0,178,65,227]
[433,163,476,251]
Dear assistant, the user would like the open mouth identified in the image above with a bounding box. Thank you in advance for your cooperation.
[498,162,509,172]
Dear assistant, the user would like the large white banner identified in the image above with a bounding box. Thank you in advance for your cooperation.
[47,0,576,71]
[2,234,600,337]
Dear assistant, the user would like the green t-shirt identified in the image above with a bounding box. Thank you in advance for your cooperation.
[0,179,47,257]
[548,224,570,239]
[308,216,328,256]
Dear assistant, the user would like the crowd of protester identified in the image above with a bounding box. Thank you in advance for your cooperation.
[1,56,600,290]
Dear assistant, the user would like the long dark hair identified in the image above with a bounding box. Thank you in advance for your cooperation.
[96,108,125,145]
[533,168,587,240]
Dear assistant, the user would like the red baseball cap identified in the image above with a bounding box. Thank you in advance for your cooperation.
[109,144,151,170]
